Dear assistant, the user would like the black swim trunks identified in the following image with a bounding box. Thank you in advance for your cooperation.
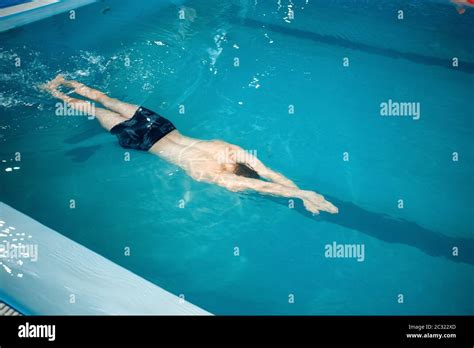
[110,106,176,151]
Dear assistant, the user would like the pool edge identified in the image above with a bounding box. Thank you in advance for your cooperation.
[0,201,212,315]
[0,0,97,33]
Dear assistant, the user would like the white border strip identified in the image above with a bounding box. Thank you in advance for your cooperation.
[0,0,59,18]
[0,0,97,31]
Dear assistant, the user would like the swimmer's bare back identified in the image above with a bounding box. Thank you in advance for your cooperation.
[41,75,338,215]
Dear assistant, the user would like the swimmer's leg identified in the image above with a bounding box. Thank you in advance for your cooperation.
[58,77,139,118]
[45,87,125,131]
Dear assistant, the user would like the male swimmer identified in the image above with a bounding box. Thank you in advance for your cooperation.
[41,75,338,215]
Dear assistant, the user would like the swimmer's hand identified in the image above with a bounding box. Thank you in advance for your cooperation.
[302,191,338,215]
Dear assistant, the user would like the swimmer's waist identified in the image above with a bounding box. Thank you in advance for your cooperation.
[110,106,176,151]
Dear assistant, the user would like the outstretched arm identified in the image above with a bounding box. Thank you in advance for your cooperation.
[226,144,298,188]
[214,173,338,214]
[249,156,298,188]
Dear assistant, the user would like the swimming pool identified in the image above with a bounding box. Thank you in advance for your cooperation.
[0,0,473,315]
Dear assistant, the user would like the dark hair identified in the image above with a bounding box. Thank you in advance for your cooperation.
[234,162,260,179]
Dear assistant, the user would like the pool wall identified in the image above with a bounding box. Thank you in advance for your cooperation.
[0,202,211,315]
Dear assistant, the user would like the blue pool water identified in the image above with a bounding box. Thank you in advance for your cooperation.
[0,0,473,314]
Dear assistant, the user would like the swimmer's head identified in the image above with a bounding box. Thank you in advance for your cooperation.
[233,162,260,179]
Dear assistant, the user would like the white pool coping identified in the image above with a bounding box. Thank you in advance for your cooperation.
[0,0,97,32]
[0,202,211,315]
[0,0,59,17]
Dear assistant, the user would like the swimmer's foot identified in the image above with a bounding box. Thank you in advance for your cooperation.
[302,191,338,215]
[61,79,83,90]
[39,74,65,92]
